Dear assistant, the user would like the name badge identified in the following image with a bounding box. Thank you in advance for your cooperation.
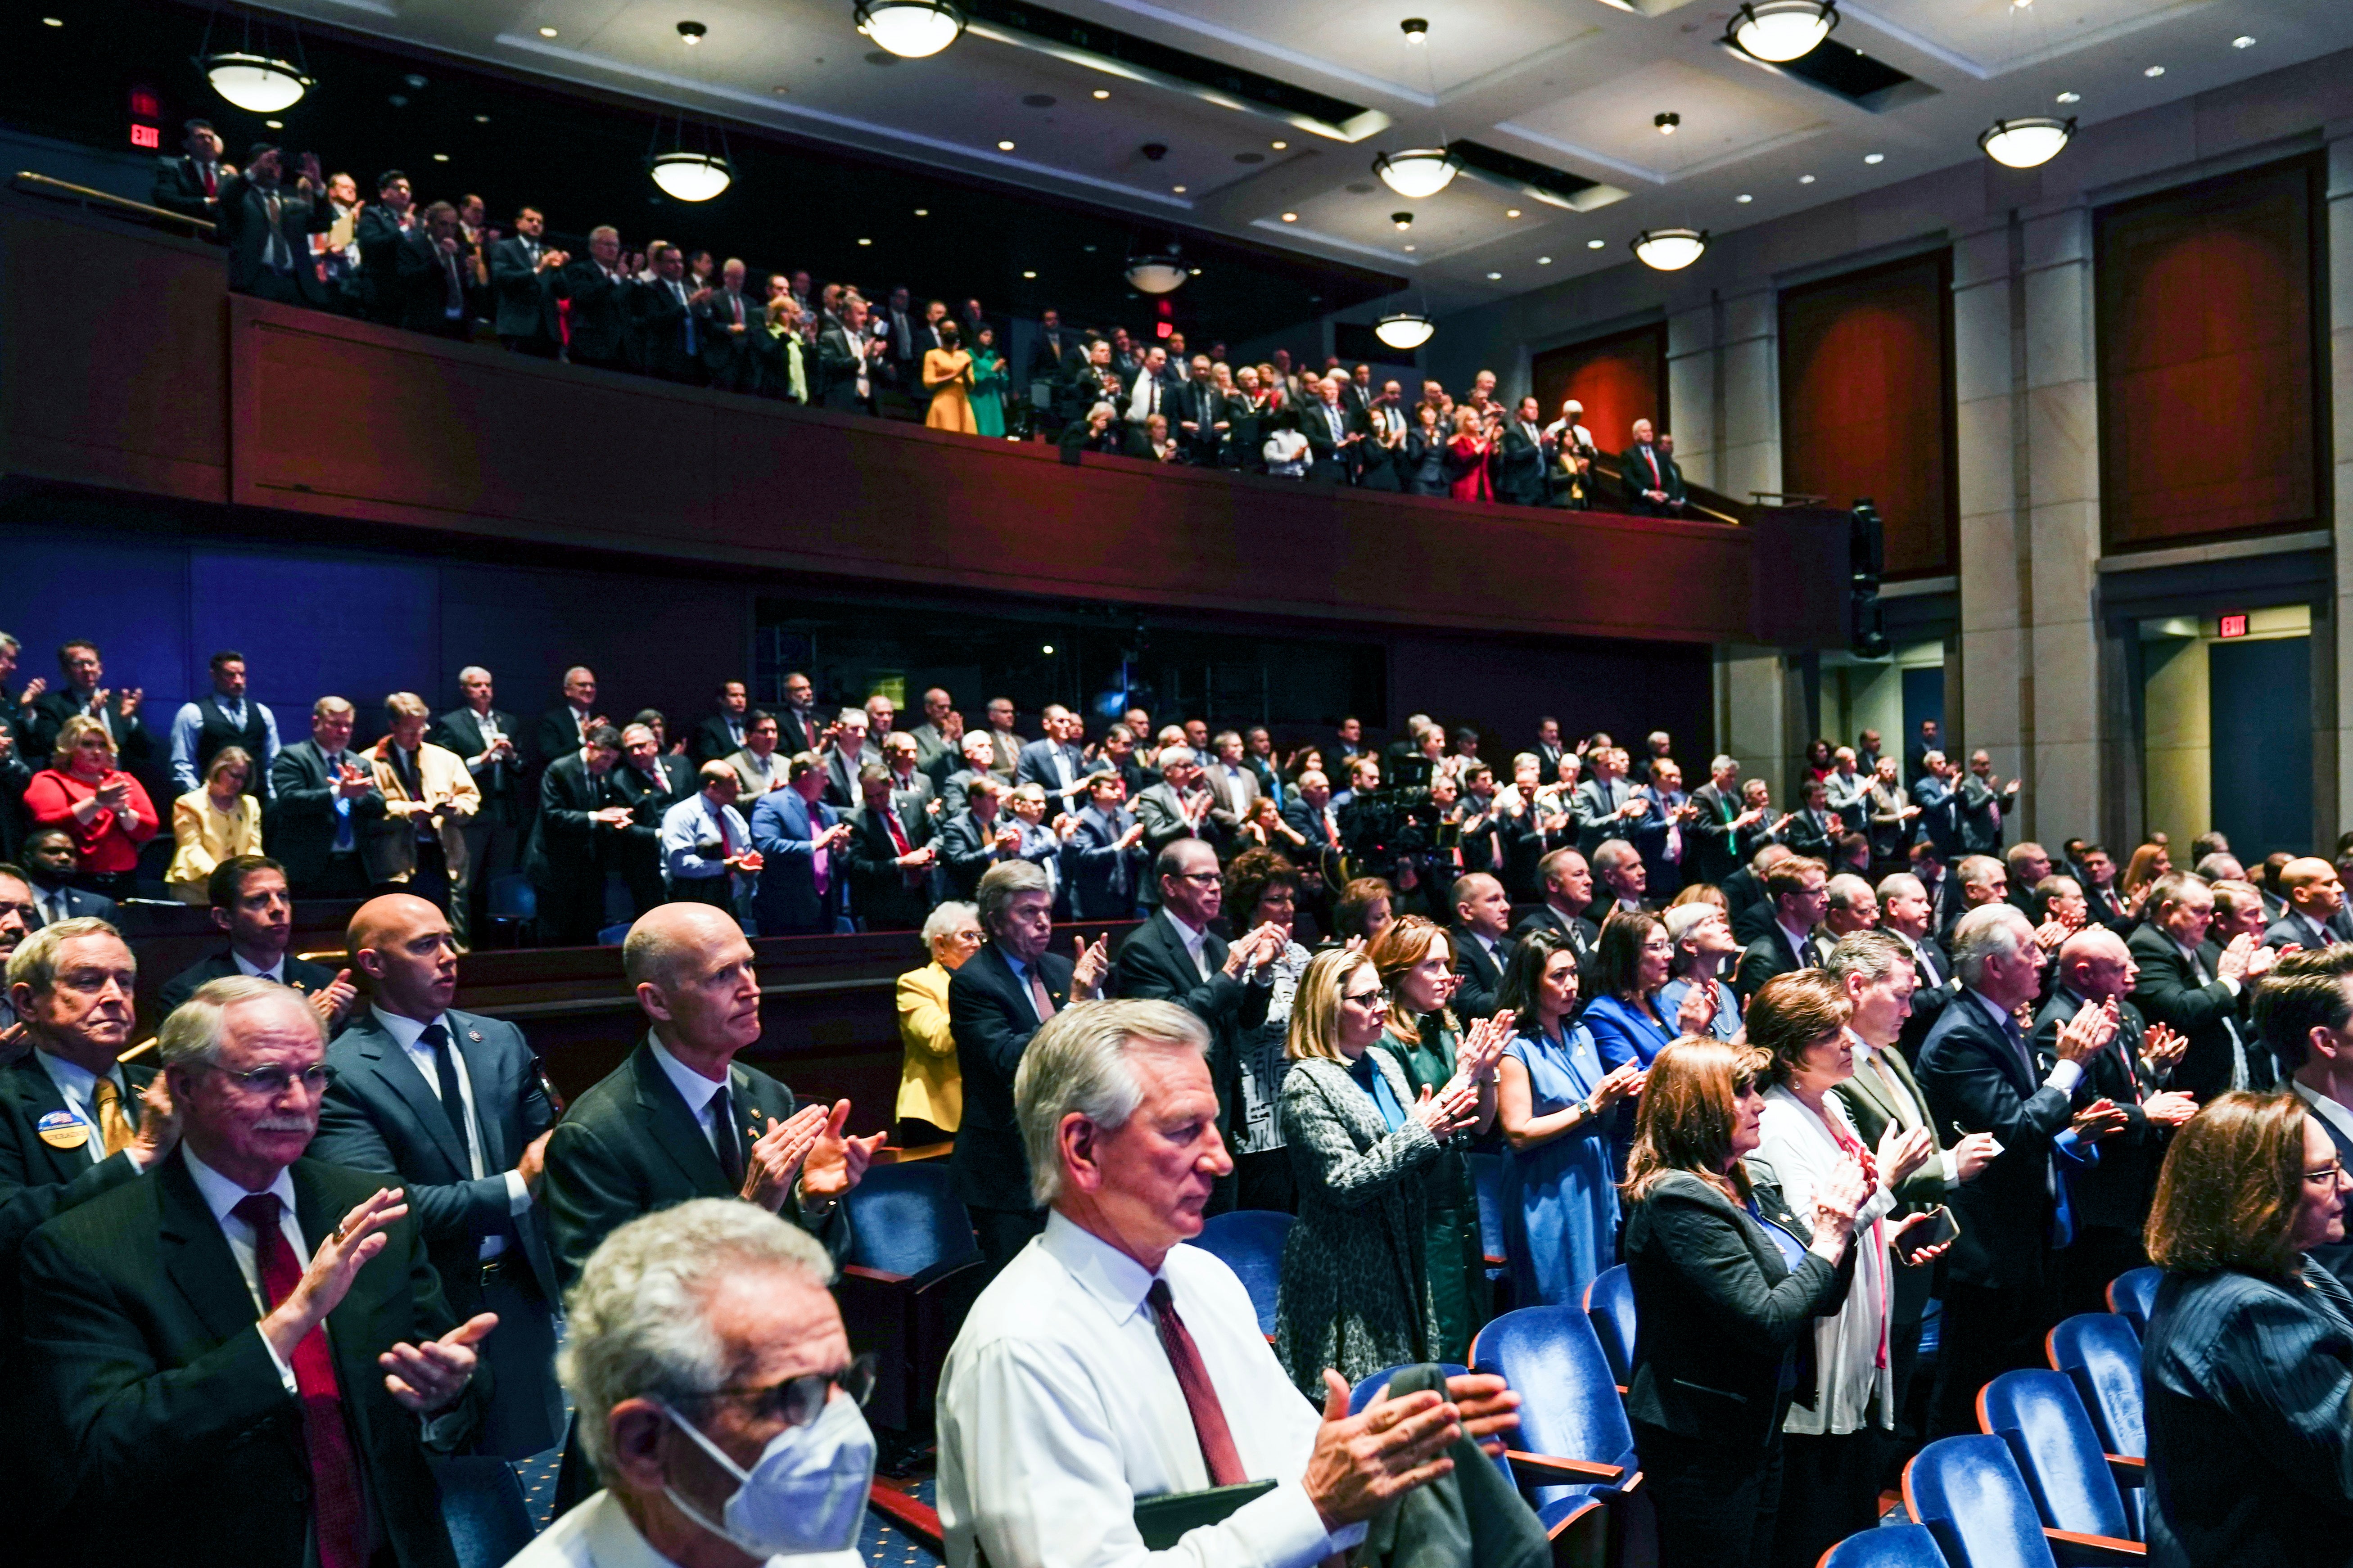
[37,1110,88,1149]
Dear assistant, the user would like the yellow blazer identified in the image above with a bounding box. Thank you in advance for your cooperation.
[895,960,962,1132]
[165,790,264,894]
[364,739,481,885]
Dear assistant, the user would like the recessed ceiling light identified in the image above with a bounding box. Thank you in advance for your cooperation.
[1537,255,1553,264]
[1864,153,1884,164]
[2233,35,2256,49]
[1506,208,1522,218]
[857,237,872,245]
[1280,211,1298,222]
[997,139,1015,150]
[432,153,450,162]
[538,26,558,37]
[1188,267,1200,275]
[1486,271,1502,280]
[2056,90,2080,103]
[914,207,928,216]
[1736,193,1754,203]
[1402,244,1415,252]
[772,86,788,95]
[41,15,63,25]
[1271,140,1287,150]
[1799,173,1817,183]
[475,113,491,122]
[2144,65,2164,77]
[1587,238,1605,248]
[1093,88,1110,98]
[1172,185,1186,193]
[1022,270,1037,278]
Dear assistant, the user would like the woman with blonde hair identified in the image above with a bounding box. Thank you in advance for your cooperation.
[1369,915,1513,1359]
[1621,1036,1866,1568]
[2120,841,2172,915]
[1275,947,1478,1394]
[165,745,263,903]
[25,714,157,897]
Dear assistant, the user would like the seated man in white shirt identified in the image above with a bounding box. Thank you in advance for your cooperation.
[938,998,1518,1568]
[519,1198,872,1568]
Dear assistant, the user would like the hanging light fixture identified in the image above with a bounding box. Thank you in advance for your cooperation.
[195,7,315,114]
[1374,312,1435,351]
[1125,249,1188,294]
[647,23,733,202]
[854,0,965,60]
[1977,115,2074,169]
[1631,227,1709,271]
[1725,0,1838,64]
[1373,20,1459,199]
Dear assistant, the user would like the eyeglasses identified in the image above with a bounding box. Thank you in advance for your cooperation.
[1342,988,1392,1009]
[2307,1162,2345,1187]
[1178,871,1224,887]
[686,1354,877,1429]
[945,928,985,946]
[194,1061,337,1095]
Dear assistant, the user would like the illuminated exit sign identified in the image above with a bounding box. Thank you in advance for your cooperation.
[2218,613,2249,639]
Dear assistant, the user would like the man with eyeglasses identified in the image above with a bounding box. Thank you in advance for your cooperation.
[2259,947,2353,1292]
[19,973,491,1568]
[523,1199,876,1568]
[0,861,35,1034]
[310,892,564,1457]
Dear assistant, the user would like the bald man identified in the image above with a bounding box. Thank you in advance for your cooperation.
[311,893,563,1455]
[539,902,878,1290]
[2267,856,2345,951]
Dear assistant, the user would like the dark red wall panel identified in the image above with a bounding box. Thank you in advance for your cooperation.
[2095,156,2323,549]
[1531,323,1667,456]
[1779,252,1956,578]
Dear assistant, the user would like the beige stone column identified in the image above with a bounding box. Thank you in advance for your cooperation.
[2329,126,2353,831]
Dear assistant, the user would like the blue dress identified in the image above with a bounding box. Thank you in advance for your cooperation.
[1582,991,1678,1071]
[1502,1024,1621,1307]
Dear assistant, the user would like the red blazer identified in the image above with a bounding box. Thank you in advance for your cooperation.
[24,767,158,874]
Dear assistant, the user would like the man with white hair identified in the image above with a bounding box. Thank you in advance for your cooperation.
[21,974,489,1568]
[1542,397,1595,508]
[1915,903,2123,1437]
[519,1199,874,1568]
[939,999,1520,1568]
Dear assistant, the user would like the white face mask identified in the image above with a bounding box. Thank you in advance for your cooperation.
[659,1392,877,1557]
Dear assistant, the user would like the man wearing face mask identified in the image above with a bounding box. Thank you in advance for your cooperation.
[519,1199,875,1568]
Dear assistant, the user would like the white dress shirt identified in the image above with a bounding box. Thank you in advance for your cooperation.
[648,1036,733,1158]
[1162,909,1212,981]
[938,1210,1362,1568]
[503,1486,858,1568]
[233,950,288,983]
[370,1005,531,1255]
[182,1145,308,1394]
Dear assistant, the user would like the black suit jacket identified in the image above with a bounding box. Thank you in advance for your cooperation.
[1114,912,1271,1148]
[268,741,386,888]
[24,880,116,928]
[691,713,750,766]
[354,205,410,320]
[2031,989,2165,1235]
[486,237,561,342]
[2125,925,2266,1102]
[846,797,934,929]
[540,1037,846,1289]
[151,154,221,221]
[556,260,637,365]
[158,949,342,1016]
[428,707,530,810]
[19,1153,467,1568]
[1061,805,1144,920]
[26,689,153,772]
[526,753,612,889]
[1686,783,1743,886]
[393,228,469,336]
[1449,926,1515,1021]
[533,706,593,768]
[948,943,1075,1213]
[1735,924,1816,1002]
[1915,988,2074,1290]
[1495,420,1548,506]
[0,1051,158,1276]
[215,173,328,296]
[610,756,697,855]
[631,277,700,380]
[1509,904,1600,964]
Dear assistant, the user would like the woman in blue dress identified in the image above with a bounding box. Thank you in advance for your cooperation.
[1584,910,1721,1072]
[1495,929,1645,1306]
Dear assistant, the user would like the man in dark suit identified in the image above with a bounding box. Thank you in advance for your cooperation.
[215,144,328,305]
[1736,855,1830,1003]
[533,666,602,769]
[542,902,871,1288]
[311,894,563,1457]
[18,828,117,928]
[1903,719,1941,788]
[1878,870,1956,1056]
[631,244,704,384]
[845,763,936,932]
[1620,417,1676,514]
[1448,873,1517,1021]
[527,724,630,946]
[2033,927,2199,1318]
[19,974,487,1568]
[1060,772,1146,921]
[352,170,414,324]
[1512,847,1602,964]
[693,257,761,392]
[773,671,824,758]
[815,296,878,412]
[269,697,384,900]
[934,777,1015,901]
[158,856,354,1023]
[609,722,697,916]
[1113,840,1278,1211]
[556,225,638,373]
[1495,397,1549,506]
[748,757,848,935]
[1917,903,2119,1438]
[1014,704,1090,817]
[1953,750,2018,856]
[2258,948,2353,1292]
[1170,355,1226,465]
[25,640,152,773]
[2267,856,2344,951]
[1301,377,1357,485]
[1781,779,1839,862]
[430,666,531,938]
[1132,743,1219,865]
[1686,754,1749,887]
[488,204,566,356]
[1724,844,1792,946]
[690,680,754,766]
[2127,871,2277,1102]
[948,861,1109,1266]
[151,118,227,222]
[394,200,473,338]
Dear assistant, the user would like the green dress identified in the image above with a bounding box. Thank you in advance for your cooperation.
[1375,1015,1486,1361]
[969,347,1008,437]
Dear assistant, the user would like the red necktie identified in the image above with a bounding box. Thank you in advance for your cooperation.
[883,806,921,886]
[232,1193,368,1568]
[1645,448,1662,486]
[1145,1280,1247,1486]
[201,162,217,196]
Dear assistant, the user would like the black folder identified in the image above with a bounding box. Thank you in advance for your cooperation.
[1132,1479,1279,1549]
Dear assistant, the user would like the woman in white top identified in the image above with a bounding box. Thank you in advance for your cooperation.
[1741,970,1946,1568]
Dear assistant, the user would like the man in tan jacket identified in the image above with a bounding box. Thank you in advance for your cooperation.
[366,691,481,942]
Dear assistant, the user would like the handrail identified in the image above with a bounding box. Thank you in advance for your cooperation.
[11,170,216,235]
[1587,455,1748,527]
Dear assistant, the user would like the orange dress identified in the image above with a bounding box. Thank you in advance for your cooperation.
[924,347,976,433]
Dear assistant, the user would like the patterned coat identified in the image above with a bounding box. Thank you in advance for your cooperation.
[1274,1052,1445,1397]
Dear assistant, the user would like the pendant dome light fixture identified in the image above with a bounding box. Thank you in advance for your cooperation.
[854,0,966,60]
[1725,0,1838,64]
[648,23,733,202]
[1631,227,1710,271]
[195,6,315,114]
[1374,312,1436,351]
[1125,237,1188,295]
[1373,20,1459,199]
[1978,115,2075,169]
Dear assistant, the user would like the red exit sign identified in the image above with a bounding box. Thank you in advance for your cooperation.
[130,123,160,149]
[2218,613,2249,639]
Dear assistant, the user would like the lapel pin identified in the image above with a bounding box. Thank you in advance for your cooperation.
[468,1029,483,1042]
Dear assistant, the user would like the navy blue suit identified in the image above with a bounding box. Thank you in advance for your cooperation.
[24,881,115,928]
[1060,804,1143,919]
[948,943,1073,1261]
[310,1006,562,1456]
[1013,737,1089,814]
[747,788,840,935]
